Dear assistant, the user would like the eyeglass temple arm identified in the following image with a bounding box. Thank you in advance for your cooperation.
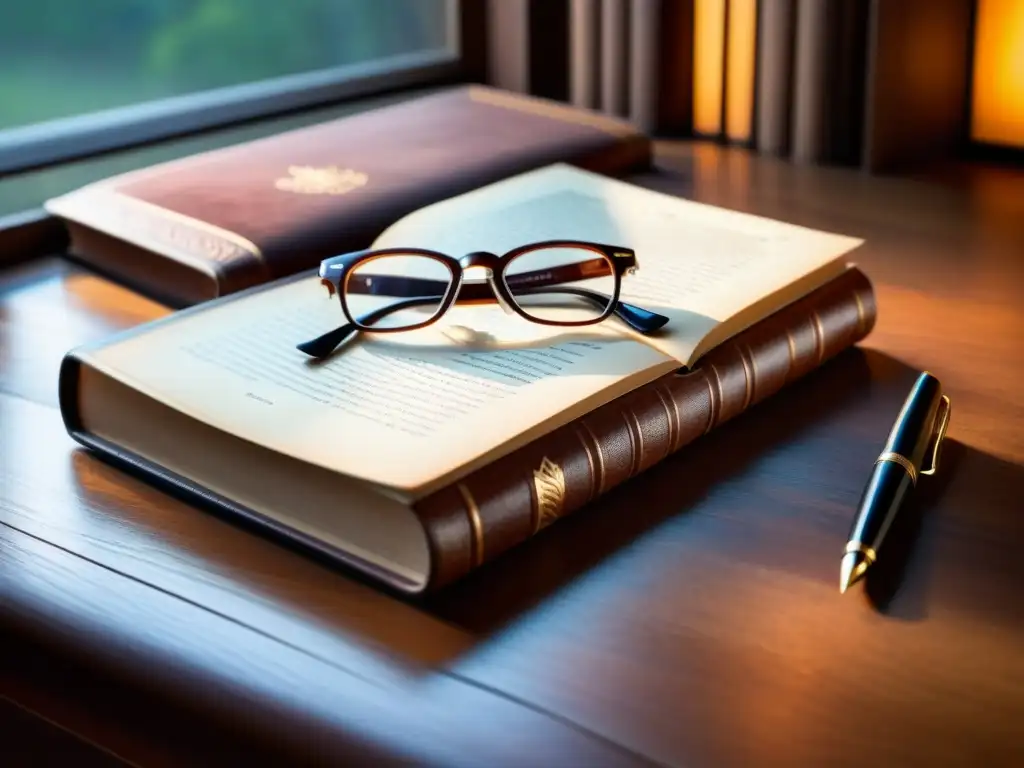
[512,287,668,332]
[296,286,667,359]
[297,296,435,359]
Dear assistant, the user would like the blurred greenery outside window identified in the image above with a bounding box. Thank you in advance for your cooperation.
[0,0,451,131]
[0,1,454,220]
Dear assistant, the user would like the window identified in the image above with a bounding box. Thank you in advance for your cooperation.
[0,0,466,176]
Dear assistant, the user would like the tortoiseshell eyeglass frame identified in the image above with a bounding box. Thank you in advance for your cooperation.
[296,240,669,359]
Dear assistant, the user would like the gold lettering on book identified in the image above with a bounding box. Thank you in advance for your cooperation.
[274,166,368,196]
[532,457,567,532]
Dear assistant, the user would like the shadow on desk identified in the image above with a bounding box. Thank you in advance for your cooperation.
[427,349,1024,644]
[425,347,885,630]
[864,436,1024,625]
[60,345,1024,665]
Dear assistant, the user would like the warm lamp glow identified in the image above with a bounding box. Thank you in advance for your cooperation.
[694,0,726,135]
[725,0,757,142]
[971,0,1024,147]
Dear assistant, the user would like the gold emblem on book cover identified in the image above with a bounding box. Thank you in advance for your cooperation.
[532,457,567,531]
[274,165,368,196]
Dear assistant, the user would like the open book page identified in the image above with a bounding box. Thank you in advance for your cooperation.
[86,275,677,496]
[372,163,863,365]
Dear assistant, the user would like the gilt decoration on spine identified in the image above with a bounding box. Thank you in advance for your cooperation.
[532,456,567,533]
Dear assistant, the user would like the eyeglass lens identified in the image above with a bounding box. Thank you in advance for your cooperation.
[503,246,616,323]
[345,253,454,330]
[341,246,618,331]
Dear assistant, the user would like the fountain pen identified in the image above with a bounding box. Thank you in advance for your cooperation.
[840,371,951,593]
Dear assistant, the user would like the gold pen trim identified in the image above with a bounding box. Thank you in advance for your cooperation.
[920,394,951,476]
[875,451,918,485]
[844,541,877,563]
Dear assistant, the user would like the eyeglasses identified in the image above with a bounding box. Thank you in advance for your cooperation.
[296,240,669,359]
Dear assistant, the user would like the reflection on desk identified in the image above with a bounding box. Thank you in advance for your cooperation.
[2,143,1024,766]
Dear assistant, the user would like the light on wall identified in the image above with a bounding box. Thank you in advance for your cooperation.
[693,0,726,136]
[724,0,757,143]
[971,0,1024,148]
[693,0,758,142]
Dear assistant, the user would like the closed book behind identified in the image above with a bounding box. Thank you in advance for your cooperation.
[45,85,652,307]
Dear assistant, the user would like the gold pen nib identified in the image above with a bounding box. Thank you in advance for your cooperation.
[840,551,870,594]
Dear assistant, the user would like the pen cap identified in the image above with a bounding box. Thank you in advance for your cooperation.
[884,372,945,470]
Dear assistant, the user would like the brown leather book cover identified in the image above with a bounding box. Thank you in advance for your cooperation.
[44,85,652,307]
[414,267,875,590]
[58,264,874,595]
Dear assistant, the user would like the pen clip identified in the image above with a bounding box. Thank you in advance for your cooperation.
[920,394,951,476]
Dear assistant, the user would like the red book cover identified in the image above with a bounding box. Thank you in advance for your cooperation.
[46,85,652,306]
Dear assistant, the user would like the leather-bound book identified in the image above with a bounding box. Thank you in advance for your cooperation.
[44,85,651,308]
[58,164,874,594]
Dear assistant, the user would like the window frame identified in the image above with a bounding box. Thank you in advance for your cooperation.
[0,0,485,179]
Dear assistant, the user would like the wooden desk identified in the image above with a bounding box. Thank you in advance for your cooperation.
[2,143,1023,766]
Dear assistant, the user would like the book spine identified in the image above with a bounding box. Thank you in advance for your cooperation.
[755,0,796,156]
[692,0,727,138]
[860,0,974,172]
[600,0,630,117]
[628,0,661,133]
[654,0,696,136]
[415,268,876,589]
[569,0,601,110]
[724,0,759,145]
[821,0,870,167]
[790,0,830,163]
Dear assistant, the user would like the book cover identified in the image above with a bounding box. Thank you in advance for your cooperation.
[46,85,651,307]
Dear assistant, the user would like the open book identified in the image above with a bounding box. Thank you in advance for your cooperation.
[60,164,871,593]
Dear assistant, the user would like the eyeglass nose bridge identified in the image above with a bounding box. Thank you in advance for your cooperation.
[459,251,516,316]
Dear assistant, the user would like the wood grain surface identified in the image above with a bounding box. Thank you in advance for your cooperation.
[2,142,1023,766]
